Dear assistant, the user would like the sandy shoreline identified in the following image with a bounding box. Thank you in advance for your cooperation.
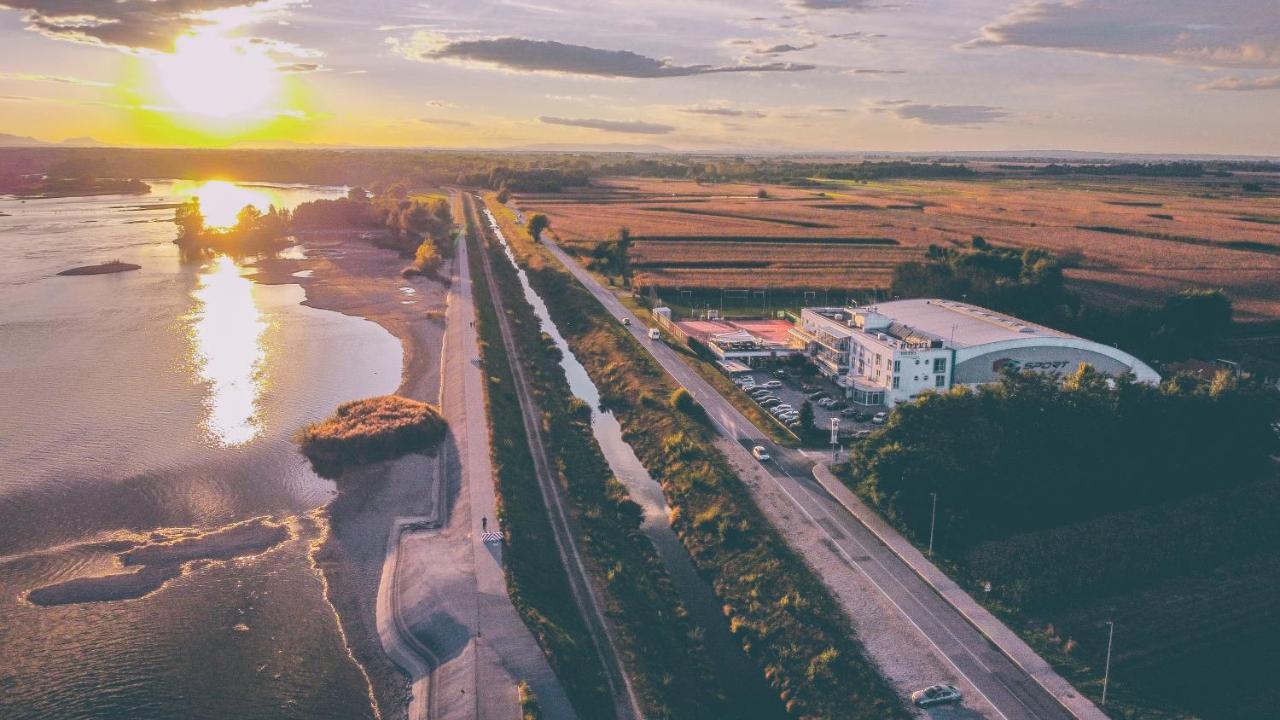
[255,233,450,720]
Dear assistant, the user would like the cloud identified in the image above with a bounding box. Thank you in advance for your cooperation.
[874,101,1007,126]
[0,71,110,87]
[786,0,875,11]
[680,105,767,118]
[1197,74,1280,91]
[539,116,675,134]
[754,42,817,55]
[278,62,324,73]
[0,0,291,52]
[828,31,886,41]
[412,36,815,77]
[970,0,1280,69]
[420,117,472,126]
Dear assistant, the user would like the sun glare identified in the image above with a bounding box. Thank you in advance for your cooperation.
[176,180,274,230]
[154,32,278,121]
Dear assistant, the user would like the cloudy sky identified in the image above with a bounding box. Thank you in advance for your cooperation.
[1,0,1278,153]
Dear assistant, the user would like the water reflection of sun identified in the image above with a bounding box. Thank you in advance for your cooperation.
[173,180,274,230]
[190,255,266,446]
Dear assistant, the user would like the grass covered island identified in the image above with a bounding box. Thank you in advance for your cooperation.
[298,395,446,478]
[57,260,141,276]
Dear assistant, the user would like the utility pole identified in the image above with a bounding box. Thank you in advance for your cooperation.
[1102,620,1115,707]
[829,417,840,462]
[928,492,938,557]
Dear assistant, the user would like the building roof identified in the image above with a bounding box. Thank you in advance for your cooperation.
[859,299,1074,349]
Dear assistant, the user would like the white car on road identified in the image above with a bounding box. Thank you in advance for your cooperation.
[751,445,771,461]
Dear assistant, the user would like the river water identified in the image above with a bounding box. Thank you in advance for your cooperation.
[0,182,400,719]
[481,209,783,718]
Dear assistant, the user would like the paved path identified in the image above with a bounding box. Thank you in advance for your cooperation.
[467,195,643,720]
[539,233,1101,720]
[446,221,578,720]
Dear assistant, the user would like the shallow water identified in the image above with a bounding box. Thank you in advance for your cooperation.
[0,182,401,719]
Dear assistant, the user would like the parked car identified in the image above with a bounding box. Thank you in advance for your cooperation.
[817,398,837,408]
[780,412,800,421]
[763,380,783,389]
[872,411,888,425]
[827,401,845,411]
[749,389,771,397]
[840,407,860,417]
[760,398,782,408]
[807,390,827,400]
[911,684,961,708]
[772,369,789,378]
[801,384,820,392]
[751,445,771,461]
[787,420,803,429]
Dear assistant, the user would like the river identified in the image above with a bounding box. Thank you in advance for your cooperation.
[0,181,400,719]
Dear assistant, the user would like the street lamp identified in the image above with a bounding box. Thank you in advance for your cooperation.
[829,417,840,462]
[1102,620,1115,707]
[928,492,938,557]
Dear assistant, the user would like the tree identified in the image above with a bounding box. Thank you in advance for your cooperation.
[756,188,769,199]
[617,227,633,287]
[527,213,549,242]
[670,387,705,420]
[496,187,511,203]
[413,240,442,274]
[173,198,204,241]
[798,401,815,433]
[347,186,369,202]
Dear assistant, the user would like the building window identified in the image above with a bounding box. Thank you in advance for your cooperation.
[933,358,947,374]
[893,360,901,372]
[892,377,900,389]
[935,374,946,387]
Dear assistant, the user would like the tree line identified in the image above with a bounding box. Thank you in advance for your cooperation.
[848,366,1278,551]
[890,238,1238,363]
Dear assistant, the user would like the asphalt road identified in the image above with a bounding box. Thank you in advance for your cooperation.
[540,235,1079,720]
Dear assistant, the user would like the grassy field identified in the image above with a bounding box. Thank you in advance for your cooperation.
[485,193,909,720]
[515,174,1280,322]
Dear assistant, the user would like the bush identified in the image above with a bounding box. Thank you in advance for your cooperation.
[297,395,446,477]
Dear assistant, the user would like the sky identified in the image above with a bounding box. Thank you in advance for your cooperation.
[1,0,1279,154]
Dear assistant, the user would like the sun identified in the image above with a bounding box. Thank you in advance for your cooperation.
[154,32,278,121]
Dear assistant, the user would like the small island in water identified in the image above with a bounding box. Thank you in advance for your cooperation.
[57,260,141,276]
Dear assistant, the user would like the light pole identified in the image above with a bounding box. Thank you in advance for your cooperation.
[829,417,840,462]
[1102,620,1115,707]
[928,492,938,557]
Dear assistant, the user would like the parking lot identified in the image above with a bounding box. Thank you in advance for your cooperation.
[735,368,882,438]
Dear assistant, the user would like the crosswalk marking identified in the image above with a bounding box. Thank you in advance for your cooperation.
[482,531,503,544]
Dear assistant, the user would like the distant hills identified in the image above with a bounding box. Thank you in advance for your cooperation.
[0,133,105,147]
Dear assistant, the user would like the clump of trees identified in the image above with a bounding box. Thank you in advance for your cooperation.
[891,239,1239,362]
[297,395,447,478]
[175,185,455,260]
[587,227,633,286]
[172,197,293,254]
[525,213,549,242]
[848,366,1278,550]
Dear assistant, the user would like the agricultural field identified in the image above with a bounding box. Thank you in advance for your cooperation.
[514,173,1280,322]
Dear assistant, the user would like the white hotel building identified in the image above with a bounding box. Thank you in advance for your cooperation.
[789,299,1160,408]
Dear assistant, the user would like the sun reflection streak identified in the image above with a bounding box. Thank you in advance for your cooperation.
[190,255,267,446]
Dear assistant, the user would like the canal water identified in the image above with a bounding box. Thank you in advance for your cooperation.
[481,209,783,718]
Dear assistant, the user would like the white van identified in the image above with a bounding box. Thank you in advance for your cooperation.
[648,327,661,340]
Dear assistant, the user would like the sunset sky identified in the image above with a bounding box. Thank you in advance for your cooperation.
[1,0,1278,154]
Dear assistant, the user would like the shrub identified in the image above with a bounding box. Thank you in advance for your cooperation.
[298,395,446,477]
